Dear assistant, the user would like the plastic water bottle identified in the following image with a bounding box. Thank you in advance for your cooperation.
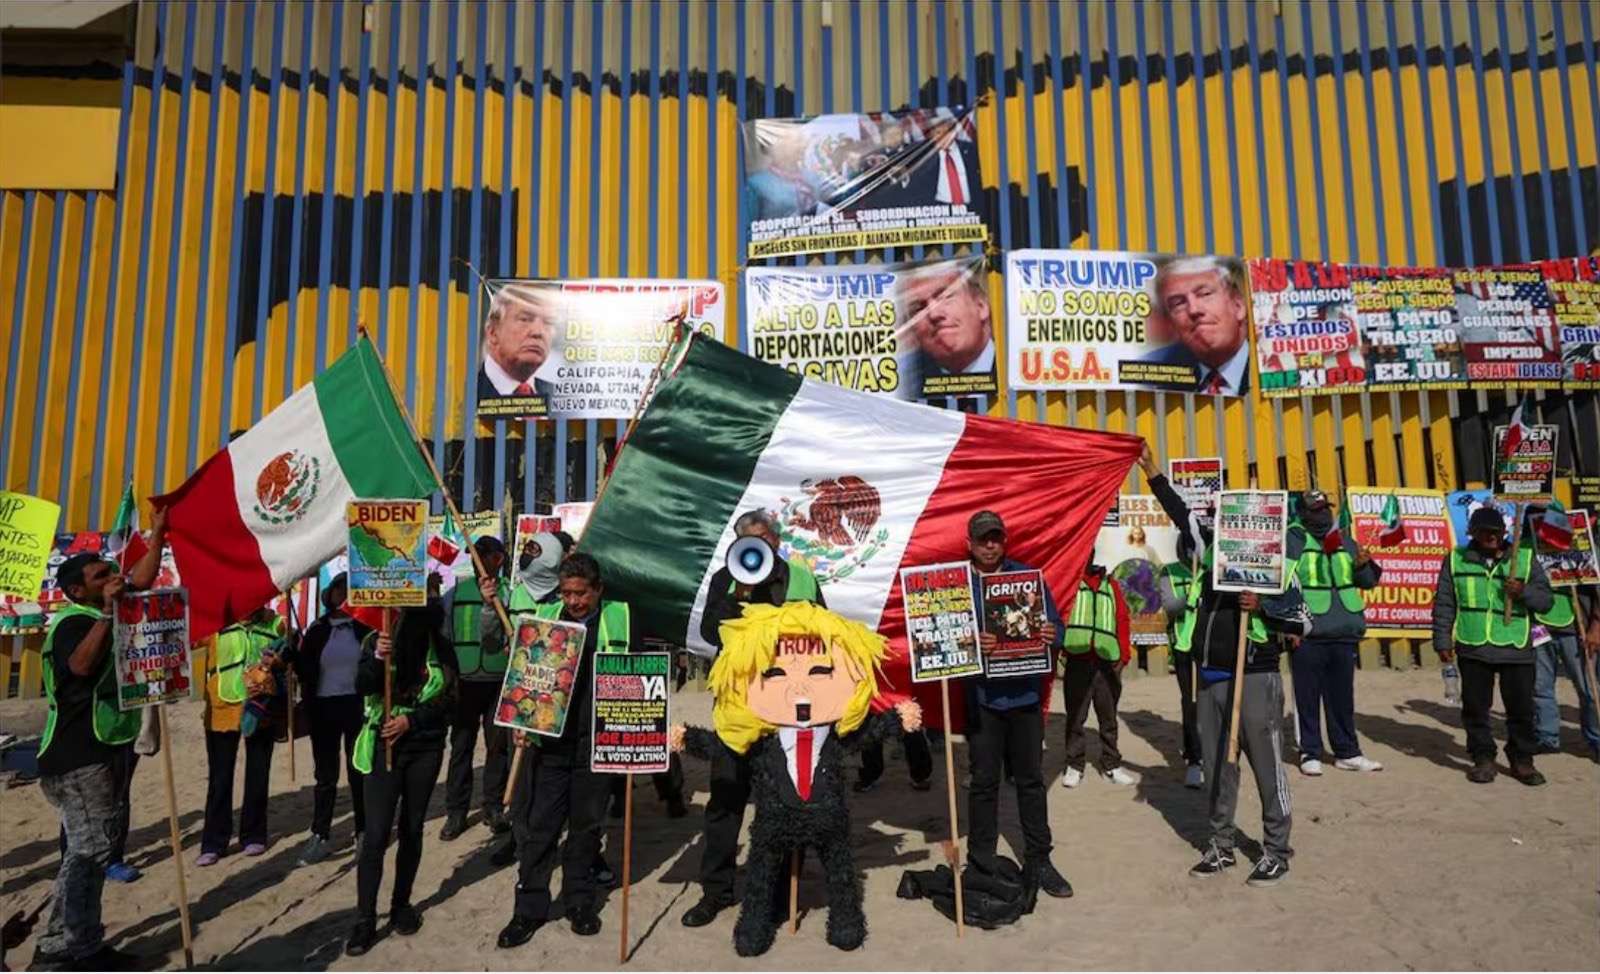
[1442,663,1462,705]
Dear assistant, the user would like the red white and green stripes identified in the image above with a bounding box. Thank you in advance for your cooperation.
[156,338,432,640]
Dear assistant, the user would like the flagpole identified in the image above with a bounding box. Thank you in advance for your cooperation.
[157,704,195,969]
[1504,502,1526,623]
[940,679,964,938]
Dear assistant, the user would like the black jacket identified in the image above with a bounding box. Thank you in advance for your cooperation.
[355,606,459,753]
[700,560,826,650]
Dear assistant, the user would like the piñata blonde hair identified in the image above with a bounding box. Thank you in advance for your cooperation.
[709,601,888,755]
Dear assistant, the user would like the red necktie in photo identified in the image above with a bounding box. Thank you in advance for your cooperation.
[942,148,965,206]
[795,728,815,801]
[1201,371,1224,395]
[514,382,534,396]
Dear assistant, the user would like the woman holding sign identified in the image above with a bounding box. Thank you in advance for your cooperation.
[344,603,457,957]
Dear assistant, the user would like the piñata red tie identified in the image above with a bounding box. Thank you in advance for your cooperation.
[795,728,814,801]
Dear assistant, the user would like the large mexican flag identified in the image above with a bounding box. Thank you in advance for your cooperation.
[156,337,433,640]
[583,333,1141,708]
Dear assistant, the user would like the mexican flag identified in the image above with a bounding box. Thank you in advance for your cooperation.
[1377,491,1406,547]
[582,333,1141,709]
[155,337,433,640]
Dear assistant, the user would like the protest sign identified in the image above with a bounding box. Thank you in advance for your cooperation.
[1096,496,1179,647]
[346,500,429,607]
[1493,424,1558,502]
[1541,509,1598,586]
[511,513,563,575]
[555,502,594,539]
[1573,476,1600,508]
[112,587,194,710]
[1212,490,1290,593]
[1008,250,1253,395]
[475,279,725,421]
[1249,258,1367,396]
[900,562,983,682]
[1344,488,1452,637]
[1453,266,1563,389]
[1546,255,1600,389]
[0,492,61,598]
[494,615,588,738]
[1351,265,1468,390]
[1445,489,1518,545]
[1170,457,1223,532]
[977,568,1053,678]
[590,652,671,773]
[745,255,995,399]
[741,106,988,259]
[427,511,501,580]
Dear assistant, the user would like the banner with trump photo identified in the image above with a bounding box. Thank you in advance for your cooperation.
[741,105,988,259]
[475,279,725,421]
[1007,250,1254,396]
[745,255,997,399]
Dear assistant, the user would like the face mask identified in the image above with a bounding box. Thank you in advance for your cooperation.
[1301,508,1333,536]
[518,553,535,572]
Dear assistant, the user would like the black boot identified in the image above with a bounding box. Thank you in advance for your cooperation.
[345,918,377,957]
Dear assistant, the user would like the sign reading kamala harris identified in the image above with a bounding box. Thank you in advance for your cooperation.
[1007,250,1254,396]
[745,255,996,399]
[476,279,725,421]
[741,106,989,259]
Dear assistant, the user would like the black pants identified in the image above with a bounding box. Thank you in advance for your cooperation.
[607,753,685,806]
[1291,637,1361,760]
[697,739,754,902]
[357,745,444,919]
[857,731,934,786]
[512,738,609,919]
[445,679,510,817]
[1459,655,1538,765]
[1173,652,1202,764]
[966,704,1051,867]
[308,694,366,839]
[1062,654,1123,772]
[202,728,275,855]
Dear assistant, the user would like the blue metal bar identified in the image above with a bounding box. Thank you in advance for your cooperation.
[1162,1,1185,253]
[347,5,374,344]
[313,1,344,373]
[1188,0,1215,256]
[1244,3,1277,256]
[734,0,749,353]
[556,0,576,505]
[1105,1,1125,248]
[1325,1,1367,261]
[1492,0,1533,260]
[586,0,605,500]
[184,1,229,475]
[25,186,67,496]
[431,1,460,483]
[1550,1,1590,253]
[57,189,102,512]
[1134,1,1158,250]
[1437,1,1476,266]
[376,4,403,355]
[404,0,431,413]
[463,0,489,509]
[1293,1,1332,261]
[1216,3,1245,254]
[1464,1,1506,264]
[1406,1,1444,264]
[1,193,36,492]
[279,1,316,406]
[1381,1,1420,265]
[1075,1,1095,248]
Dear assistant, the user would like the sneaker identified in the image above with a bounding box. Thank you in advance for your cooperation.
[195,851,221,867]
[1059,766,1083,789]
[1334,755,1384,772]
[1246,854,1290,887]
[1028,859,1073,898]
[1299,758,1324,777]
[440,811,468,842]
[1188,844,1237,878]
[105,861,142,883]
[1466,761,1497,784]
[681,893,736,928]
[1101,766,1138,785]
[1183,764,1204,789]
[299,834,331,865]
[391,903,423,936]
[242,842,267,857]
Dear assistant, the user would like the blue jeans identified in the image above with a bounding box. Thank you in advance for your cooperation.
[1290,637,1361,761]
[1533,631,1600,751]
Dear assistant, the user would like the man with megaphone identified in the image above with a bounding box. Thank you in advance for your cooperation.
[682,509,826,930]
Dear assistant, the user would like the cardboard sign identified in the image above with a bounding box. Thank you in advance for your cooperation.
[1212,490,1290,593]
[900,562,983,682]
[1492,424,1558,502]
[977,568,1053,678]
[1095,496,1179,647]
[346,499,430,607]
[1540,509,1599,587]
[0,491,61,598]
[555,502,594,539]
[1344,488,1452,636]
[1169,457,1223,532]
[112,587,194,710]
[494,615,588,738]
[590,652,671,773]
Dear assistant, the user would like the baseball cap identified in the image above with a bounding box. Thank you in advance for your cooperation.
[1468,506,1506,533]
[1300,489,1330,510]
[967,510,1006,540]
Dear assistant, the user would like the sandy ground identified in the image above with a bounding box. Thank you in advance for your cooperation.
[3,668,1598,971]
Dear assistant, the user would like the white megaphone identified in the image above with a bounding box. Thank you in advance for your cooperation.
[726,535,777,587]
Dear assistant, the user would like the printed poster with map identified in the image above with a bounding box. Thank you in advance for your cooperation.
[346,500,429,607]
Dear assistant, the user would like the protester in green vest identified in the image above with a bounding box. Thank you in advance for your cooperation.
[682,508,829,930]
[1059,555,1136,788]
[197,606,287,866]
[34,525,167,972]
[441,536,515,842]
[1285,489,1384,777]
[1157,533,1204,788]
[1431,505,1554,785]
[1528,507,1600,761]
[345,601,458,957]
[498,553,638,949]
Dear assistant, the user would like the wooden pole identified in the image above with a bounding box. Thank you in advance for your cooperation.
[789,850,800,934]
[1225,613,1250,764]
[383,608,394,768]
[619,774,634,964]
[286,670,296,782]
[156,706,195,969]
[1504,503,1526,623]
[940,679,964,938]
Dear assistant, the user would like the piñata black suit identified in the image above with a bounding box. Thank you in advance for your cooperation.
[680,708,906,957]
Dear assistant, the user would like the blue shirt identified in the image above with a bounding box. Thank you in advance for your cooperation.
[967,557,1065,712]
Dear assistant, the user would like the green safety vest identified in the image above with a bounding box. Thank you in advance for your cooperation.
[353,642,448,774]
[1290,525,1366,616]
[1536,589,1575,631]
[1063,578,1120,661]
[452,574,510,677]
[40,602,140,758]
[1161,562,1194,651]
[521,599,631,748]
[212,618,285,704]
[1449,546,1534,648]
[726,554,821,603]
[1173,547,1268,652]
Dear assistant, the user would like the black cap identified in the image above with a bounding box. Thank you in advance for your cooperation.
[1300,489,1330,510]
[967,510,1006,540]
[1468,506,1506,534]
[473,535,506,558]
